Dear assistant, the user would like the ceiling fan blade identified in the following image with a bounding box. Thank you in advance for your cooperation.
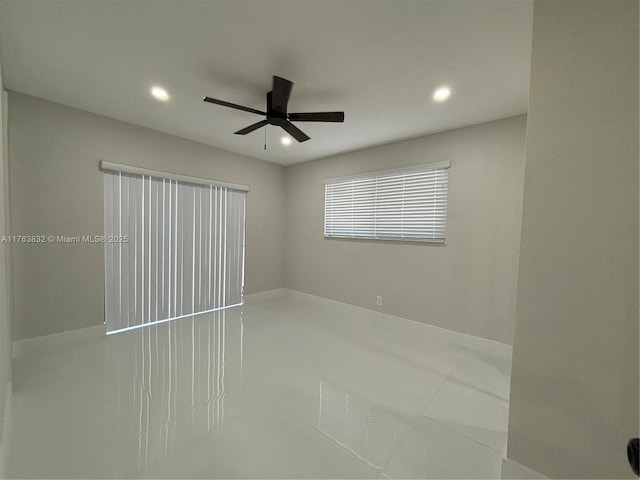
[288,112,345,123]
[234,120,269,135]
[271,76,293,113]
[281,121,310,142]
[203,97,266,116]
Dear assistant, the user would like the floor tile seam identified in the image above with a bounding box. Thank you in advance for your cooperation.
[308,424,385,473]
[419,376,509,457]
[418,401,509,437]
[417,411,508,457]
[441,370,511,405]
[377,376,449,476]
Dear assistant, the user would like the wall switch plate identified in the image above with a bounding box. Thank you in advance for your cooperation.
[376,296,383,307]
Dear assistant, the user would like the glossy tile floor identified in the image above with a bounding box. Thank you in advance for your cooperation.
[4,292,536,479]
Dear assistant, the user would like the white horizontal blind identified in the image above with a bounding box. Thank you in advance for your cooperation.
[324,163,449,243]
[103,171,246,334]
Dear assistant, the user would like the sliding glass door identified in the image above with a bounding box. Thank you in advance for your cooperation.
[103,167,246,334]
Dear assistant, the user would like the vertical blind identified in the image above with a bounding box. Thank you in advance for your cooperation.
[103,165,247,334]
[324,161,449,243]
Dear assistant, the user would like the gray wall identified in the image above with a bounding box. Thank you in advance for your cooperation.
[507,1,639,478]
[0,60,12,461]
[8,92,285,341]
[285,116,526,344]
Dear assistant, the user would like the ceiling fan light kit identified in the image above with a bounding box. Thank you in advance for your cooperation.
[203,76,344,143]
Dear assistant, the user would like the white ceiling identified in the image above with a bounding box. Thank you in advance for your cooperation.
[0,0,533,166]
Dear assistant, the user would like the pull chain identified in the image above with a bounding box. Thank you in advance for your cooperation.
[264,125,267,150]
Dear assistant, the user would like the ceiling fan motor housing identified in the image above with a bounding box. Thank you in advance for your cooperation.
[266,91,287,127]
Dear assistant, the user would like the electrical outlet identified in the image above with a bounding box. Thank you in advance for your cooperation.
[376,296,383,307]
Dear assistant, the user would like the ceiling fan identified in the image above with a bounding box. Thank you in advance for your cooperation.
[203,76,344,143]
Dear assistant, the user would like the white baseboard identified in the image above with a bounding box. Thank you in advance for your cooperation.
[501,458,548,479]
[12,324,105,358]
[243,288,512,351]
[283,288,379,313]
[282,289,511,350]
[242,288,286,304]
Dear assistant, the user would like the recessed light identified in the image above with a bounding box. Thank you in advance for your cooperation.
[433,86,451,102]
[151,86,170,101]
[281,136,292,146]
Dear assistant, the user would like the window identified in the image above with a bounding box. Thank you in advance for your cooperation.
[324,161,449,243]
[101,161,247,334]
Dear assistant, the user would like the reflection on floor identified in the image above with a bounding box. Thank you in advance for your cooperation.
[4,290,544,479]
